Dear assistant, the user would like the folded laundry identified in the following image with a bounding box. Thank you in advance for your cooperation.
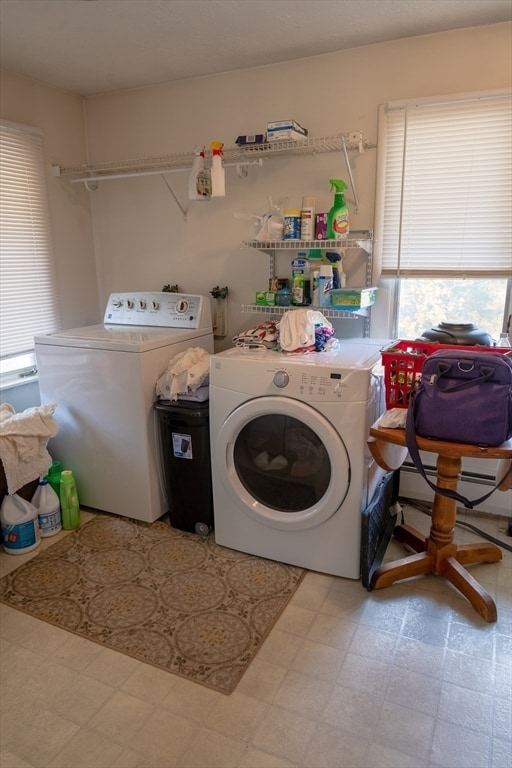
[156,347,211,401]
[278,309,334,353]
[232,321,279,350]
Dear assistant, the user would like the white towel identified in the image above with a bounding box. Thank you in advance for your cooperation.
[155,347,211,401]
[0,403,58,494]
[279,309,332,352]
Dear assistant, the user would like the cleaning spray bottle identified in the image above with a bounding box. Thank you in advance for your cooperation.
[188,146,211,200]
[327,179,349,238]
[325,252,346,289]
[210,141,225,197]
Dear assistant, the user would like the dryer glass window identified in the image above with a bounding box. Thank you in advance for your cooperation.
[233,415,331,512]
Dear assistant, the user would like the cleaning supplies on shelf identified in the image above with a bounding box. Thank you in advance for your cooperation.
[31,477,62,537]
[283,209,301,240]
[188,146,211,200]
[327,179,349,238]
[291,254,311,306]
[318,265,333,308]
[60,470,80,530]
[210,141,225,197]
[300,196,315,240]
[1,492,41,554]
[325,252,346,289]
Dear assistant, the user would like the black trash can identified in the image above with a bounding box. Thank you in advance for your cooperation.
[154,399,213,535]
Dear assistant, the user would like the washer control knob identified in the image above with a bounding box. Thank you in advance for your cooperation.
[112,299,122,308]
[151,300,160,310]
[273,370,289,388]
[176,299,189,313]
[126,300,134,309]
[139,300,146,310]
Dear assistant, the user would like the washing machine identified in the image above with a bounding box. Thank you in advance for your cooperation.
[35,292,214,523]
[209,340,389,578]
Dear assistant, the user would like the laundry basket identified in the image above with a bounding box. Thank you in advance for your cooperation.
[381,340,510,409]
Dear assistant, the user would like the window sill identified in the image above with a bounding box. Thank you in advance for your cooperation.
[0,373,39,392]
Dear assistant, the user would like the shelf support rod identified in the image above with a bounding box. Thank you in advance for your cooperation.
[341,135,360,213]
[160,174,188,221]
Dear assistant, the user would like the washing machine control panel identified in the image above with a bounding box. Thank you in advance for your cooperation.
[104,292,212,328]
[267,366,349,400]
[273,370,289,388]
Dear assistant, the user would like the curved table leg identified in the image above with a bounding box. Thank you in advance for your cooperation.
[441,556,497,623]
[371,552,432,589]
[455,542,503,566]
[393,524,426,553]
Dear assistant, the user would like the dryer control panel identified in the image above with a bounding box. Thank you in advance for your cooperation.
[104,292,212,329]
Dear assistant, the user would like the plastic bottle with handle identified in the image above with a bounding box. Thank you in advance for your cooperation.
[32,477,62,537]
[60,470,80,530]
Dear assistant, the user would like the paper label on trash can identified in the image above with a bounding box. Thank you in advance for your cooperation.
[172,432,193,459]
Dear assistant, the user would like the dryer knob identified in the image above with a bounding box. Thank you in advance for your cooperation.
[273,370,289,388]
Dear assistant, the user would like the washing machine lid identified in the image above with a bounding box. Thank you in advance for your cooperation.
[215,340,385,368]
[34,324,213,353]
[211,340,385,401]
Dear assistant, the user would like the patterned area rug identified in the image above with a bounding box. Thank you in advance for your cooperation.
[0,514,305,695]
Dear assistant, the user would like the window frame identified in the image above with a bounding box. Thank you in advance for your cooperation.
[0,119,61,385]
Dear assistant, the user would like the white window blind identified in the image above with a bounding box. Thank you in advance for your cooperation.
[376,92,512,278]
[0,121,61,360]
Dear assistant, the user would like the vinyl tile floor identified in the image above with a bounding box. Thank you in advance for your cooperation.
[0,503,511,768]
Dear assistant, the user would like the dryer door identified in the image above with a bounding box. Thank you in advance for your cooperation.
[215,396,350,530]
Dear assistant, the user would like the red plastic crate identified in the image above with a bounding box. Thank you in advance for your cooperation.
[381,340,510,409]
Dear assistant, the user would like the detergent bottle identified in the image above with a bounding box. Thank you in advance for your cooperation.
[32,477,62,537]
[1,492,41,554]
[46,459,62,499]
[326,179,349,238]
[210,141,225,197]
[60,470,80,530]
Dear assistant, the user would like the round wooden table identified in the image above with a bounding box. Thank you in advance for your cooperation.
[368,422,512,623]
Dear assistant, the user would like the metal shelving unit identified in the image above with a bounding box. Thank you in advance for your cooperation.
[241,232,375,332]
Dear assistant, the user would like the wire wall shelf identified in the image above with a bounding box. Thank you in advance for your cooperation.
[53,133,376,183]
[243,233,374,252]
[240,304,370,319]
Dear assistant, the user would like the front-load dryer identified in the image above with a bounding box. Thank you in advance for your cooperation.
[209,341,388,578]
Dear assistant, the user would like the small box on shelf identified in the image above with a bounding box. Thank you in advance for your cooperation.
[330,287,377,311]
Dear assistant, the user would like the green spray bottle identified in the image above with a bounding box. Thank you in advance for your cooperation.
[326,179,349,238]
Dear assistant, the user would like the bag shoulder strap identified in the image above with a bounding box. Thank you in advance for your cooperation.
[405,394,512,510]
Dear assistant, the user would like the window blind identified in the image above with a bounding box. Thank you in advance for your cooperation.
[0,121,61,360]
[376,92,512,278]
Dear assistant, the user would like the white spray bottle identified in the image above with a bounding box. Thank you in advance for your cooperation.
[210,141,225,197]
[188,146,211,200]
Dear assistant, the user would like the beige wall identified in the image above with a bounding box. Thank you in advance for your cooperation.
[0,70,100,329]
[1,22,511,348]
[84,22,512,346]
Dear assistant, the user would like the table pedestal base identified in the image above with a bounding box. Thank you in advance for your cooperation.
[371,524,502,622]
